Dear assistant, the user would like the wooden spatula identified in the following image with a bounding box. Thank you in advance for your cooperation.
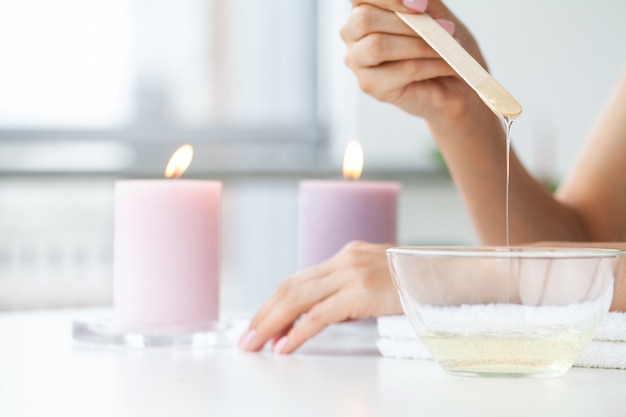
[396,12,522,120]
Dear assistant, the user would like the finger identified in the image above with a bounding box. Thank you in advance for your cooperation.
[249,274,344,350]
[273,288,372,355]
[242,273,343,351]
[349,0,423,13]
[240,322,294,352]
[346,33,440,68]
[249,262,333,329]
[421,0,455,18]
[349,0,454,19]
[270,323,293,347]
[353,58,456,102]
[341,4,417,43]
[254,241,370,333]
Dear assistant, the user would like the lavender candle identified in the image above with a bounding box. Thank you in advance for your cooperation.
[298,141,400,268]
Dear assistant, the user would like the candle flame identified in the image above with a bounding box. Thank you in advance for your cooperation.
[342,140,363,180]
[165,144,194,179]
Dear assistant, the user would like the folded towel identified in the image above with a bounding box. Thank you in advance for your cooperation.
[377,312,626,370]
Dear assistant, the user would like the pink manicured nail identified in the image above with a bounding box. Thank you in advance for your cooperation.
[238,329,256,350]
[435,18,455,35]
[403,0,428,13]
[273,336,289,354]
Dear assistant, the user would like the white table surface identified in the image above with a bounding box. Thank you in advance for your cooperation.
[1,309,625,417]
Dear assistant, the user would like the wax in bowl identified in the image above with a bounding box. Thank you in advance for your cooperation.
[386,246,624,378]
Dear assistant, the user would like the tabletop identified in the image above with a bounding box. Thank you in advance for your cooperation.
[1,309,625,417]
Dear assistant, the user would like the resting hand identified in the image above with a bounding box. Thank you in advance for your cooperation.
[238,241,401,354]
[341,0,488,122]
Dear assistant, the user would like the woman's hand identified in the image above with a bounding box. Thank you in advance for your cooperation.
[341,0,488,122]
[238,241,402,354]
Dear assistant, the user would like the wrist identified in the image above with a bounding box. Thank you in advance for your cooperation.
[426,92,504,146]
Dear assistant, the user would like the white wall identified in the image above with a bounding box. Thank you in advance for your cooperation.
[323,0,626,182]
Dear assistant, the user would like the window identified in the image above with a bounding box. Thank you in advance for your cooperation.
[0,0,322,174]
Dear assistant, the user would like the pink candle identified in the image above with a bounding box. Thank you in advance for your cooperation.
[113,146,221,325]
[298,141,400,268]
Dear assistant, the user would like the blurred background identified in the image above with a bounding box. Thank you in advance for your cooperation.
[1,0,624,316]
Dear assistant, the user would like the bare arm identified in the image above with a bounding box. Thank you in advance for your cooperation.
[441,68,626,245]
[557,67,626,242]
[344,0,626,245]
[427,99,587,245]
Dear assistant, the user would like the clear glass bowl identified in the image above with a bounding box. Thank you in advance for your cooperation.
[386,246,624,378]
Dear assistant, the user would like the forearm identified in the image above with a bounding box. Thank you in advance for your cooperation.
[556,67,626,242]
[427,98,587,245]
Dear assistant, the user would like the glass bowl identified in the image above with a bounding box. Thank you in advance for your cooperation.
[386,246,624,378]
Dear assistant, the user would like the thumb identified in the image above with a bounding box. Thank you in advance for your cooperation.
[402,0,456,34]
[403,0,453,19]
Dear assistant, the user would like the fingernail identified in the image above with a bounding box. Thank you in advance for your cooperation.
[238,329,256,351]
[273,336,289,355]
[403,0,428,13]
[435,18,455,35]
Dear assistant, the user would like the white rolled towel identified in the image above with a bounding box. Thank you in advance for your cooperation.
[377,312,626,370]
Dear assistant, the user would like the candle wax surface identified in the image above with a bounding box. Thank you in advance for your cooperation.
[298,180,399,269]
